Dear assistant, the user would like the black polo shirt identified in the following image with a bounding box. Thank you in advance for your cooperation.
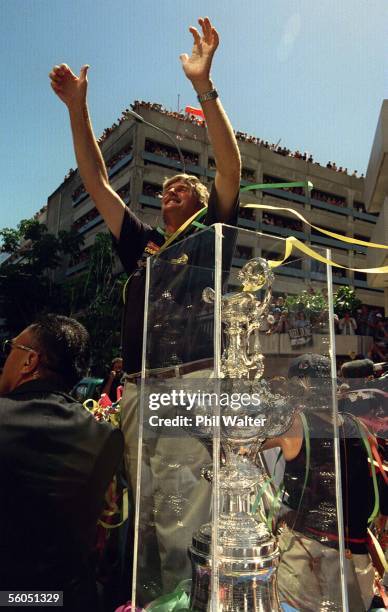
[114,185,239,374]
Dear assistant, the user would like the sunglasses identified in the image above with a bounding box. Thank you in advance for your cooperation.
[2,339,38,357]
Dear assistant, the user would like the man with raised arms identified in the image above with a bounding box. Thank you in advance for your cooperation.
[49,16,240,377]
[50,17,241,595]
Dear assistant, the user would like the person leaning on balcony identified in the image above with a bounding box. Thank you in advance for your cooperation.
[50,16,241,594]
[339,311,358,335]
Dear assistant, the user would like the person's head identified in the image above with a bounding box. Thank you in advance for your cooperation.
[161,174,209,230]
[288,353,332,409]
[288,353,331,380]
[111,357,123,373]
[0,314,90,395]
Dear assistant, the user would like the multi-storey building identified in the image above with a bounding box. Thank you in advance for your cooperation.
[46,104,384,296]
[365,100,388,309]
[45,103,385,356]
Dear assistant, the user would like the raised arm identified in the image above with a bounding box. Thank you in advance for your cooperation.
[180,17,241,220]
[49,64,125,240]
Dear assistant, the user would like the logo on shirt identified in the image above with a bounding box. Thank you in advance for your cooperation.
[144,241,161,256]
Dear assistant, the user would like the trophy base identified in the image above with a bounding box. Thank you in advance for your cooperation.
[189,523,281,612]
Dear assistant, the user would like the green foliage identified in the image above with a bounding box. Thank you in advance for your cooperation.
[0,218,124,374]
[285,289,328,322]
[58,229,84,261]
[333,286,362,318]
[0,228,20,254]
[77,233,125,375]
[284,285,363,326]
[0,218,84,334]
[19,218,47,242]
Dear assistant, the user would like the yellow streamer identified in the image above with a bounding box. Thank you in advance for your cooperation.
[242,203,388,250]
[241,203,388,274]
[157,206,208,255]
[98,488,129,530]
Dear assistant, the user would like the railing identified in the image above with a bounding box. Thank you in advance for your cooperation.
[139,194,161,209]
[108,153,133,179]
[259,223,306,241]
[72,191,88,208]
[142,151,203,175]
[77,215,104,235]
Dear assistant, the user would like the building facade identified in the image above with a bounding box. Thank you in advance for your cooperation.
[45,103,385,356]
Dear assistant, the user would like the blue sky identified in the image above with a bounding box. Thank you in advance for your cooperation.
[0,0,386,230]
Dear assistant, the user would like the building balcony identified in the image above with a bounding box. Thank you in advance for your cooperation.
[108,153,133,179]
[259,223,306,241]
[72,191,88,208]
[142,151,204,176]
[139,194,161,209]
[77,215,104,235]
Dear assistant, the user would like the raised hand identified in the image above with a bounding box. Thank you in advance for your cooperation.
[49,63,89,108]
[180,17,219,87]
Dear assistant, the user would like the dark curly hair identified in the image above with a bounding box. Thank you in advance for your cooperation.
[29,314,90,390]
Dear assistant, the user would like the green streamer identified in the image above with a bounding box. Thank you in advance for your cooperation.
[349,415,380,523]
[146,580,191,611]
[240,180,313,193]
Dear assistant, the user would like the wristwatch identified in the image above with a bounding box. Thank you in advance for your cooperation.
[197,88,219,104]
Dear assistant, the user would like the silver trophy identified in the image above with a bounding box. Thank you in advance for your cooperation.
[189,258,294,611]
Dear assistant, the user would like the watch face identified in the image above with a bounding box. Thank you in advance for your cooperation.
[198,89,218,103]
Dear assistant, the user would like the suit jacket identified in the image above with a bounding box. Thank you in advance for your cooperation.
[0,379,124,611]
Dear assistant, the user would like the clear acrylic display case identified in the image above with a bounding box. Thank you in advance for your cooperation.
[131,225,348,612]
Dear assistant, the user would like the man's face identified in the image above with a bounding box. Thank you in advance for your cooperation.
[0,327,38,395]
[161,181,201,227]
[112,359,123,374]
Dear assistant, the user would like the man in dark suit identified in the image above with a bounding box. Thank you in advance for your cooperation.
[0,314,123,612]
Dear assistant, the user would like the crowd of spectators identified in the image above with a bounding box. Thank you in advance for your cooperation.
[132,101,205,127]
[106,145,132,171]
[142,183,162,199]
[145,139,199,167]
[235,245,253,260]
[64,99,363,183]
[72,184,86,203]
[326,161,364,179]
[259,296,312,335]
[72,207,101,233]
[239,207,255,221]
[241,167,255,182]
[353,306,388,360]
[33,205,47,220]
[263,175,305,196]
[71,149,132,204]
[62,100,370,222]
[258,295,387,356]
[353,201,367,213]
[262,212,303,233]
[117,183,131,203]
[311,188,347,208]
[209,162,255,183]
[72,184,131,232]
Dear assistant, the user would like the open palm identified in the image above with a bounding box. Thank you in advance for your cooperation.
[180,17,219,84]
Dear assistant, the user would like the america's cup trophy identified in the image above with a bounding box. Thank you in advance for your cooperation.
[188,258,295,611]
